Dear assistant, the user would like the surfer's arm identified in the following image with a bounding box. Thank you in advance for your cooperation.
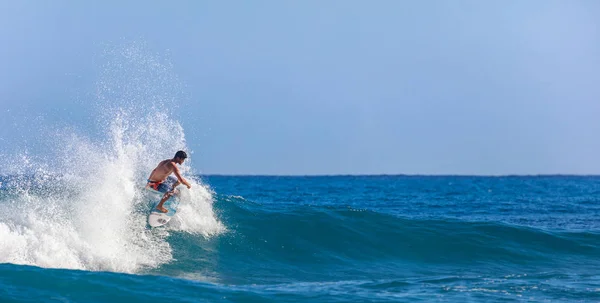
[172,164,191,189]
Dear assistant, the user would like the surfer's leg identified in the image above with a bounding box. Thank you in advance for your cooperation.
[155,176,179,213]
[171,181,181,192]
[166,175,180,191]
[155,192,172,213]
[167,177,181,198]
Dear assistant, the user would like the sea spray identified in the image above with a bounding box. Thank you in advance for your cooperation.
[0,42,224,273]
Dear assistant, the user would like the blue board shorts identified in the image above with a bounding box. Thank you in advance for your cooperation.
[147,176,178,193]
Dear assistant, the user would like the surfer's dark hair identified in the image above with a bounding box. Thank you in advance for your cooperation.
[175,151,187,159]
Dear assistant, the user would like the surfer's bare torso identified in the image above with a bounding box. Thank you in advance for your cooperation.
[148,159,179,182]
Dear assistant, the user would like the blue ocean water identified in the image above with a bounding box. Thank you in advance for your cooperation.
[2,175,600,302]
[2,44,599,302]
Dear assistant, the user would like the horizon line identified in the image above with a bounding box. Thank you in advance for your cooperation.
[1,173,599,178]
[196,173,600,177]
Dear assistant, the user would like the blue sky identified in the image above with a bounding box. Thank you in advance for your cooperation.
[1,1,599,175]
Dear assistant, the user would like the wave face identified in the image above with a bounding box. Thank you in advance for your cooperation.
[3,175,600,302]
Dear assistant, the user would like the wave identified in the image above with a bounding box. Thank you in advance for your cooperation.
[210,194,600,268]
[0,44,224,274]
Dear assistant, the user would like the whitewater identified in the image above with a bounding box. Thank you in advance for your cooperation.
[0,44,225,274]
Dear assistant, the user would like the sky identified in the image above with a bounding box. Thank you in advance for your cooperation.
[1,1,599,175]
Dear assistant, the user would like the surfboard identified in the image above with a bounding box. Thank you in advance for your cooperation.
[145,186,180,227]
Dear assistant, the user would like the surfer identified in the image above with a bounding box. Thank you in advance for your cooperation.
[147,151,192,213]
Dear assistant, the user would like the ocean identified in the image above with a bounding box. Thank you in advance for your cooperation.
[2,45,599,302]
[1,174,600,302]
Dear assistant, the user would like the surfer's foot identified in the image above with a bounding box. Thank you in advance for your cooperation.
[156,206,168,213]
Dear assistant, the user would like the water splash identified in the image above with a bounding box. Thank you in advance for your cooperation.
[0,42,224,273]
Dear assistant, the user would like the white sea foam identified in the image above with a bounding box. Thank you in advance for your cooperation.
[0,42,224,273]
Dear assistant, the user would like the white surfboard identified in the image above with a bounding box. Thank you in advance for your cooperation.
[145,186,180,227]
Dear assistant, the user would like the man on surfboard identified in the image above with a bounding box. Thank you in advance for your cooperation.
[147,151,192,213]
